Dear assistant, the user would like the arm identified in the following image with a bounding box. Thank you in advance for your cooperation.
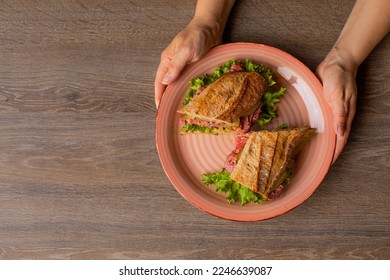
[316,0,390,163]
[333,0,390,66]
[154,0,235,108]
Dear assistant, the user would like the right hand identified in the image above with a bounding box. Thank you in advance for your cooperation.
[154,18,220,108]
[316,48,358,164]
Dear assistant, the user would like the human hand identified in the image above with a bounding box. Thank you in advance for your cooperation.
[316,48,358,164]
[154,18,221,108]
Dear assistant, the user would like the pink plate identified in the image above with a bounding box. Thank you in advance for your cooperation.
[156,43,335,221]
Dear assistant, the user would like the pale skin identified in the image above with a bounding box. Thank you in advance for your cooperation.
[155,0,390,163]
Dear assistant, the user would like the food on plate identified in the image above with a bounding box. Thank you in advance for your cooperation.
[178,60,286,134]
[179,71,266,133]
[178,60,314,206]
[202,127,316,205]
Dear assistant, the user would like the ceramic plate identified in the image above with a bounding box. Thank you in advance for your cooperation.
[156,43,335,221]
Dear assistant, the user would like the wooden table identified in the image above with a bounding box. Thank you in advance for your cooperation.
[0,0,389,260]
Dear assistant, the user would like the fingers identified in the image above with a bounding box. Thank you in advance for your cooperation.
[333,134,346,164]
[155,47,194,109]
[331,89,356,164]
[334,94,348,136]
[329,91,347,164]
[154,58,169,109]
[164,47,194,84]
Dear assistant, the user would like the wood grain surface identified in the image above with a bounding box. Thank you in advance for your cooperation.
[0,0,389,260]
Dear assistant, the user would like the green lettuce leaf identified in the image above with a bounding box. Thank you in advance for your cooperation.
[180,123,218,135]
[202,169,266,206]
[258,87,287,126]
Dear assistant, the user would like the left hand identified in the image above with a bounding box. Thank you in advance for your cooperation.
[316,48,358,164]
[154,18,219,108]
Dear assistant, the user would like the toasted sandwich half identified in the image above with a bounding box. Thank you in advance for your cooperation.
[178,71,268,134]
[229,127,316,199]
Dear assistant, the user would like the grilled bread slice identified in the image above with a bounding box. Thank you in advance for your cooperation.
[230,127,316,199]
[179,71,267,126]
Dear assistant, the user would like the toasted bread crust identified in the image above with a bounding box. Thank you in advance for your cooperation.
[180,72,267,124]
[229,133,262,191]
[257,131,278,195]
[229,127,316,199]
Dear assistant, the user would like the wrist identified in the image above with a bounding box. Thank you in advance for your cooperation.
[190,16,223,46]
[323,47,359,75]
[192,0,234,46]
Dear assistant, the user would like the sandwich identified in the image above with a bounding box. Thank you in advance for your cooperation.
[179,71,267,134]
[203,126,316,205]
[178,60,286,134]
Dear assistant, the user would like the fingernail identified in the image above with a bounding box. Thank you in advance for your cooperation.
[337,125,344,136]
[162,72,172,85]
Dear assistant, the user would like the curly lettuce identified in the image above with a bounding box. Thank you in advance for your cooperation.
[202,169,266,206]
[203,167,293,206]
[257,87,287,126]
[180,123,233,135]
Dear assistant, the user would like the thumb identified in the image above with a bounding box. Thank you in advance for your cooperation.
[162,48,193,85]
